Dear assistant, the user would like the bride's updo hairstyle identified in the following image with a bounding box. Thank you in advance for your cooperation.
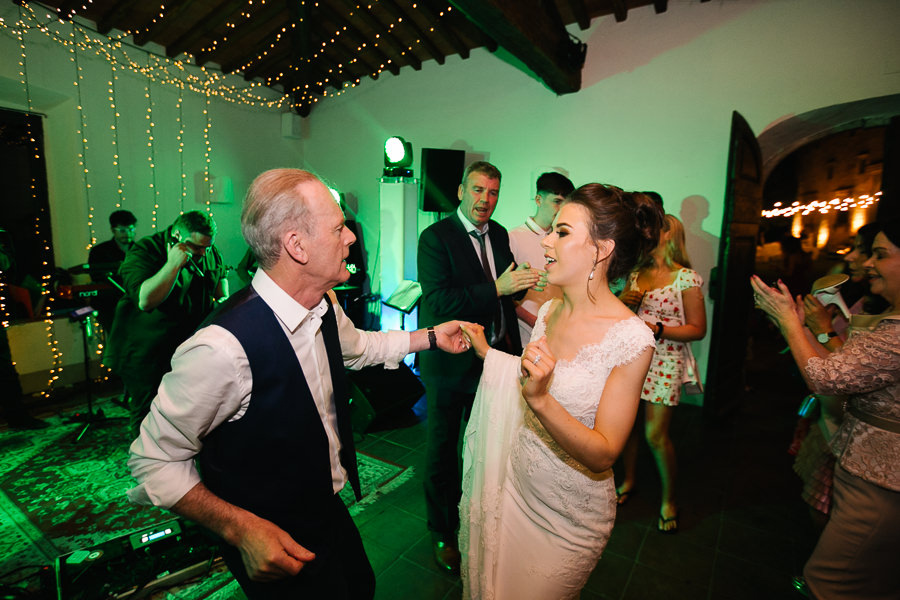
[565,184,663,282]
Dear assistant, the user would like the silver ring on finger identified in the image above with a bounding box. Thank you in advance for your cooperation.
[533,353,542,365]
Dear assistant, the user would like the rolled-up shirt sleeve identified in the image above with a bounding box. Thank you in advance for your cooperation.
[335,296,410,370]
[127,324,250,508]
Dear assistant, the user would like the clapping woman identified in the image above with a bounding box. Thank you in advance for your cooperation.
[751,218,900,600]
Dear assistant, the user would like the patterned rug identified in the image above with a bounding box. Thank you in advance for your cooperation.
[0,398,412,597]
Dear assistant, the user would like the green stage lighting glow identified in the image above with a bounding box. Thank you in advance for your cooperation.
[383,136,413,177]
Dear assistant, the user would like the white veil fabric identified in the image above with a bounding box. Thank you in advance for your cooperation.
[459,348,525,600]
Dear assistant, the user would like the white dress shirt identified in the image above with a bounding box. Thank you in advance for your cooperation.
[128,269,411,509]
[457,205,498,279]
[456,205,507,344]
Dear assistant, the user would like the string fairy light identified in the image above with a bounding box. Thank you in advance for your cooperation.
[762,192,881,219]
[5,1,455,113]
[109,64,126,208]
[71,47,98,249]
[177,86,187,214]
[203,92,214,213]
[3,3,288,109]
[13,4,65,393]
[145,55,161,227]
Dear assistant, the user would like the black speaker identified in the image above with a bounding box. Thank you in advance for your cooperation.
[347,363,425,433]
[420,148,465,212]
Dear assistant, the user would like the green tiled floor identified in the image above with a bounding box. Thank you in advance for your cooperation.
[6,326,816,600]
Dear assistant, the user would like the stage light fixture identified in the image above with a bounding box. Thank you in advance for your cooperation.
[383,136,413,177]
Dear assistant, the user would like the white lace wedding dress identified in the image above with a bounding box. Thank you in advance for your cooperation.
[460,300,654,600]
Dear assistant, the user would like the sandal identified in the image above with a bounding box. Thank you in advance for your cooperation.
[657,511,679,534]
[615,486,636,505]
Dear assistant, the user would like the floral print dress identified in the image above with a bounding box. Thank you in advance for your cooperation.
[628,268,703,406]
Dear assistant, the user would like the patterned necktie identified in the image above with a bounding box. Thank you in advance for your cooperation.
[469,230,502,342]
[469,230,494,282]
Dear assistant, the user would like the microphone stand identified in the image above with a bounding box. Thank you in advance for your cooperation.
[66,306,108,441]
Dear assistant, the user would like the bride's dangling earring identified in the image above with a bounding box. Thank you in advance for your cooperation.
[588,268,595,281]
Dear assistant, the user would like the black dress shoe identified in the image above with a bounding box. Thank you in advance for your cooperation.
[432,540,461,575]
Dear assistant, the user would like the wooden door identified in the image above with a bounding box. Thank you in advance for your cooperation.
[704,111,763,420]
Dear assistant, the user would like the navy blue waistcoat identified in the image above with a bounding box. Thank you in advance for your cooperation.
[196,286,361,548]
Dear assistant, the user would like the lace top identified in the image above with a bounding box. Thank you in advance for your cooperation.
[805,317,900,491]
[509,300,655,527]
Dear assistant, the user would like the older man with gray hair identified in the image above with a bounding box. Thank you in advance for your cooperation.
[128,169,473,599]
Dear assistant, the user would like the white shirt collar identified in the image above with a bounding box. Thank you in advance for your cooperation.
[524,216,550,235]
[457,206,489,235]
[251,269,328,334]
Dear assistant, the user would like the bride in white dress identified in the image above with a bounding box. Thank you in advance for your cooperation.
[459,185,662,600]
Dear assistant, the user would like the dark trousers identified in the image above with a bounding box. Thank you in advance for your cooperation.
[223,494,375,599]
[422,381,476,543]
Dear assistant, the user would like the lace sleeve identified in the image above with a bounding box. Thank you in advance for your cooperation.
[805,320,900,395]
[609,317,655,368]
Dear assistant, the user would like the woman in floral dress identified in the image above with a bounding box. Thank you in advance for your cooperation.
[616,214,707,533]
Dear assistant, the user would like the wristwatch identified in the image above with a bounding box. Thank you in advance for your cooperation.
[816,331,838,344]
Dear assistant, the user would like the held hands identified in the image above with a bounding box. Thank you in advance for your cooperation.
[235,515,316,582]
[520,336,555,410]
[433,321,479,354]
[460,323,489,359]
[496,262,544,297]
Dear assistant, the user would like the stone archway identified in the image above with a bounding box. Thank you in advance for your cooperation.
[758,93,900,180]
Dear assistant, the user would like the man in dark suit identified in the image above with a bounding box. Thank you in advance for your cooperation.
[128,169,472,599]
[417,161,543,573]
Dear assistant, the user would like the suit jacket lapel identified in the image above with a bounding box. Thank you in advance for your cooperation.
[451,213,491,282]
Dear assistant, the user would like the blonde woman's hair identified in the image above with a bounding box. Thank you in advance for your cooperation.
[663,214,692,269]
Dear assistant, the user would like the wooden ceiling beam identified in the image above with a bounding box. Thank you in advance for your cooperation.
[449,0,583,94]
[611,0,628,22]
[381,0,446,65]
[96,0,143,34]
[416,0,471,59]
[332,33,381,80]
[242,47,289,82]
[196,1,287,68]
[653,0,668,14]
[347,1,424,70]
[166,0,248,58]
[54,1,83,21]
[446,9,498,53]
[566,0,591,30]
[319,45,365,89]
[318,34,375,84]
[319,3,401,76]
[133,0,199,47]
